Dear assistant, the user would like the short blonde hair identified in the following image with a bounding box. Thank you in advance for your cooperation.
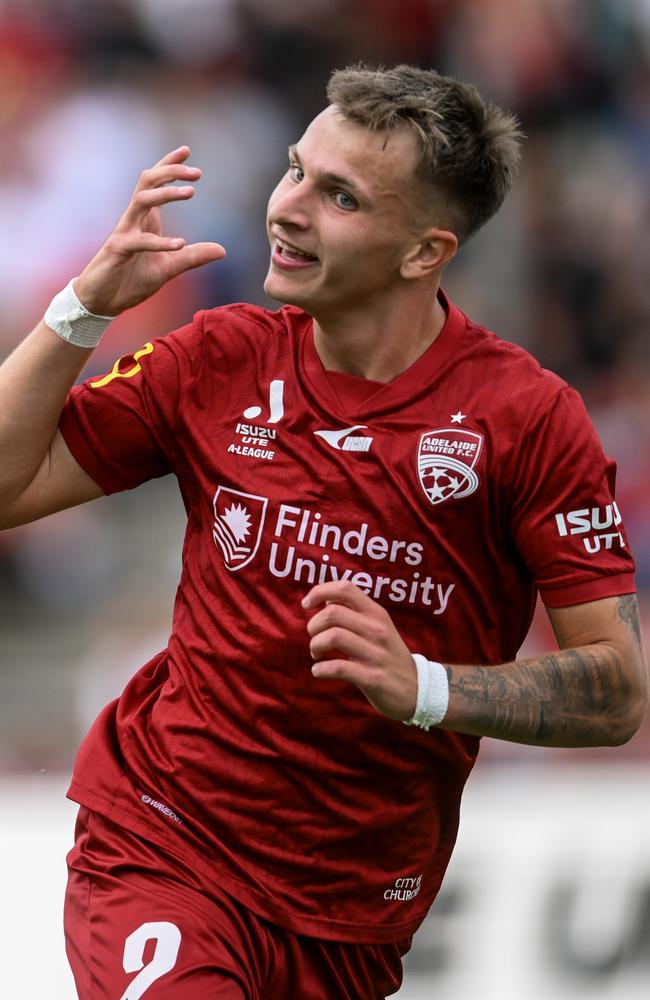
[327,64,524,243]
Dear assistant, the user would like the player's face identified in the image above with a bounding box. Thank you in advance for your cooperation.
[264,106,425,316]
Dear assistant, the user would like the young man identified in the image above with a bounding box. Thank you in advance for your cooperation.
[0,65,647,999]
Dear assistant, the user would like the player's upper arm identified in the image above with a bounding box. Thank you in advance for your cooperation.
[0,428,104,530]
[547,594,649,738]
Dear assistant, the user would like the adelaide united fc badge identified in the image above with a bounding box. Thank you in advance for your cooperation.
[417,428,483,506]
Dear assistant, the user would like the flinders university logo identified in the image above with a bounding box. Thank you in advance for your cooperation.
[417,428,483,506]
[212,487,268,571]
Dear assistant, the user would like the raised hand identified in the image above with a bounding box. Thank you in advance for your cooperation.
[302,580,418,721]
[73,146,226,316]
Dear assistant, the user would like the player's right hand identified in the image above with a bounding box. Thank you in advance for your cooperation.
[72,146,226,316]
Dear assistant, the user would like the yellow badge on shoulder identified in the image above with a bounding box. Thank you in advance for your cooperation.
[90,342,155,389]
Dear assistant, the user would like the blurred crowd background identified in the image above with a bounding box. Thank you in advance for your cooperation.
[1,0,649,772]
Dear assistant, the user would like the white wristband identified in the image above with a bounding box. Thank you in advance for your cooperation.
[44,278,115,349]
[403,654,449,731]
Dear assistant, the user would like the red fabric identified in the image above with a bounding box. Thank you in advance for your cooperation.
[59,293,636,944]
[65,808,409,999]
[322,368,385,408]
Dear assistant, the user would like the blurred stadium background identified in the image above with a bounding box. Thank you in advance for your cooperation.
[0,0,648,996]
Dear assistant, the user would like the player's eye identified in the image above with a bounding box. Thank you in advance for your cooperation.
[332,190,358,211]
[289,163,304,182]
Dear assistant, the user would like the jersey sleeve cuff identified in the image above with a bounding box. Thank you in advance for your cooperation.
[540,573,636,608]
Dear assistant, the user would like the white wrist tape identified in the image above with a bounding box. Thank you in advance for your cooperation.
[403,654,449,731]
[44,279,115,348]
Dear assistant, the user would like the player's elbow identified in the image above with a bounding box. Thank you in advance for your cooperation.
[599,642,649,746]
[605,682,649,746]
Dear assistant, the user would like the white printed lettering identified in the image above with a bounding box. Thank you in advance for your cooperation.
[435,584,456,616]
[274,505,301,537]
[555,502,625,556]
[367,535,389,559]
[227,443,275,461]
[555,502,622,537]
[268,541,453,613]
[350,571,373,592]
[384,873,423,903]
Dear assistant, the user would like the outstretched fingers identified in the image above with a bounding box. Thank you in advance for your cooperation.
[109,146,227,271]
[73,145,226,315]
[155,145,193,167]
[121,149,204,227]
[111,231,226,268]
[113,231,186,254]
[139,146,199,186]
[163,240,227,277]
[131,183,196,213]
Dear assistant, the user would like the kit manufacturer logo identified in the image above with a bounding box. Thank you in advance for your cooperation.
[314,425,373,452]
[212,486,268,570]
[417,428,483,505]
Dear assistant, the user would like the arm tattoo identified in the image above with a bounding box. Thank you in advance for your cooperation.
[615,594,642,646]
[444,641,635,748]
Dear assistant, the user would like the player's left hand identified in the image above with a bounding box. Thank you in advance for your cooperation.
[302,581,417,721]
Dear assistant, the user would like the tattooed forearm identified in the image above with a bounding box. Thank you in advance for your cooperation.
[440,642,641,748]
[616,594,642,646]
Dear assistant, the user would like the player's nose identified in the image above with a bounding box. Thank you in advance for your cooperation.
[267,178,311,231]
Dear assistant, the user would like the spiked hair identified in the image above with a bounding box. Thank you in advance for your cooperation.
[327,64,524,243]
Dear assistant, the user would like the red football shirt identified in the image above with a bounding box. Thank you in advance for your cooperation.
[59,293,635,943]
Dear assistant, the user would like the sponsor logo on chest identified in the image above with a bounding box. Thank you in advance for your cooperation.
[213,486,268,571]
[226,379,285,462]
[210,489,456,614]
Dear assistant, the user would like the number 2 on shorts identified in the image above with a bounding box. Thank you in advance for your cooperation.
[118,921,182,1000]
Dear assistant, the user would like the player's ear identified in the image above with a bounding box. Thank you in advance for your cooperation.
[400,227,458,281]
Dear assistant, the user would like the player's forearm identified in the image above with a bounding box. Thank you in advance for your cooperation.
[439,637,647,748]
[0,321,91,503]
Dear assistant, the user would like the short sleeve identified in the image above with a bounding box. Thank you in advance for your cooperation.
[59,312,206,495]
[510,386,635,607]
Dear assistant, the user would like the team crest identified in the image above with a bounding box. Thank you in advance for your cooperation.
[417,428,483,506]
[212,486,268,571]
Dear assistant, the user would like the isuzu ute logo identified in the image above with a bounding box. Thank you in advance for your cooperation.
[417,428,483,506]
[212,486,268,570]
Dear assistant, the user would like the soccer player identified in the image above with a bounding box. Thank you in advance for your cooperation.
[0,65,647,999]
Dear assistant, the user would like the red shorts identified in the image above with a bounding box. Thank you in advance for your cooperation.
[64,808,411,999]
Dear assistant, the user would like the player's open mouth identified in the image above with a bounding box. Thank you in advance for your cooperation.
[272,238,319,270]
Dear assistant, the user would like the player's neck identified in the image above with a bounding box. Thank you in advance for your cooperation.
[311,287,447,383]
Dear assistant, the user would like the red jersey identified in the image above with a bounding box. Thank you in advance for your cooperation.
[59,293,635,944]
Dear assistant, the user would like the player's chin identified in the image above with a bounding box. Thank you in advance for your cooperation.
[264,270,318,309]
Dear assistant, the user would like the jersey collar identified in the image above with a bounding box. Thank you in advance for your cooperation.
[287,290,468,420]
